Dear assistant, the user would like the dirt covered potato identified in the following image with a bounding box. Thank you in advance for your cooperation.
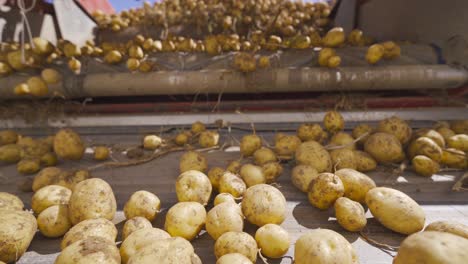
[352,124,373,144]
[441,148,467,169]
[425,221,468,239]
[0,210,37,263]
[127,237,200,264]
[335,168,376,203]
[255,224,290,258]
[253,147,277,165]
[366,187,425,234]
[334,197,367,232]
[208,167,225,190]
[0,130,18,146]
[56,236,120,264]
[366,44,384,64]
[323,111,344,133]
[0,192,24,211]
[31,184,71,214]
[124,190,161,221]
[240,164,266,187]
[377,116,412,145]
[217,253,252,264]
[17,158,41,174]
[412,155,440,177]
[447,134,468,151]
[353,150,377,172]
[295,229,359,264]
[219,172,247,198]
[122,217,152,241]
[291,165,318,193]
[394,231,468,264]
[241,184,286,226]
[226,160,242,174]
[329,132,356,150]
[120,227,171,263]
[191,121,206,134]
[274,134,302,156]
[261,162,283,183]
[37,205,71,238]
[297,123,324,142]
[450,120,468,134]
[364,132,405,164]
[32,167,90,191]
[413,128,445,148]
[199,130,219,148]
[295,141,332,173]
[61,218,117,249]
[0,144,22,163]
[436,126,456,141]
[330,149,357,170]
[179,151,208,173]
[206,202,244,240]
[407,137,442,161]
[176,170,212,205]
[68,178,117,225]
[214,193,236,206]
[215,232,258,262]
[165,202,206,241]
[322,27,345,47]
[53,128,85,160]
[94,146,110,160]
[308,172,344,210]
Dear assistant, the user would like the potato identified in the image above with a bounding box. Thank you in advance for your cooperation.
[295,229,359,264]
[318,48,336,67]
[0,130,18,145]
[208,167,225,190]
[329,132,356,150]
[450,120,468,134]
[347,29,364,46]
[255,224,290,258]
[334,197,367,232]
[323,111,344,133]
[275,135,302,156]
[127,237,200,264]
[297,123,324,141]
[215,232,258,262]
[239,134,262,157]
[365,187,425,234]
[175,132,190,146]
[364,132,405,164]
[40,152,58,166]
[425,221,468,239]
[143,135,162,150]
[37,205,71,238]
[441,148,467,169]
[412,155,440,177]
[377,116,412,145]
[56,236,120,264]
[199,130,220,147]
[122,217,152,241]
[179,151,208,173]
[68,178,117,225]
[0,144,21,163]
[240,164,266,187]
[241,184,286,226]
[176,170,212,205]
[27,76,48,96]
[413,128,445,148]
[394,231,468,264]
[17,158,40,174]
[323,27,345,47]
[124,190,161,221]
[53,128,85,160]
[219,172,247,198]
[41,68,61,84]
[206,202,244,240]
[308,173,344,210]
[407,137,442,162]
[382,41,401,59]
[61,218,117,249]
[226,160,242,174]
[165,202,206,241]
[447,134,468,151]
[120,227,171,263]
[0,210,37,263]
[291,165,318,192]
[32,167,90,192]
[353,150,377,172]
[253,147,277,165]
[191,121,206,134]
[0,192,24,211]
[366,44,384,64]
[295,141,332,173]
[31,184,72,214]
[93,146,110,160]
[352,124,373,144]
[436,126,456,141]
[335,168,376,203]
[261,162,283,183]
[217,253,252,264]
[214,193,236,206]
[330,149,357,170]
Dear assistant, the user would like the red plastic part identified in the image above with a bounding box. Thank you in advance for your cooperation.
[76,0,115,14]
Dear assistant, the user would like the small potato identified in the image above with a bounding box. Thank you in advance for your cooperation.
[37,205,71,237]
[120,227,171,263]
[0,210,37,263]
[412,155,440,177]
[199,130,219,147]
[425,221,468,239]
[364,132,405,164]
[215,232,258,262]
[323,111,344,133]
[291,165,319,192]
[219,172,247,198]
[366,44,384,64]
[366,187,425,234]
[335,168,376,203]
[0,192,24,211]
[353,150,377,172]
[322,27,345,47]
[450,120,468,134]
[377,116,412,145]
[295,229,359,264]
[175,132,190,146]
[329,132,356,150]
[122,217,152,241]
[206,202,244,240]
[191,121,206,134]
[179,151,208,173]
[334,197,367,232]
[0,144,21,163]
[61,218,117,249]
[262,162,283,183]
[330,149,357,170]
[240,164,266,187]
[127,237,199,264]
[40,152,58,166]
[53,128,85,160]
[382,41,401,59]
[226,160,242,174]
[394,231,468,264]
[407,137,442,162]
[217,253,252,264]
[253,147,277,165]
[17,158,41,174]
[0,130,18,145]
[32,167,90,192]
[255,224,290,258]
[165,202,206,241]
[143,135,162,150]
[352,124,373,144]
[441,148,467,169]
[41,68,61,84]
[295,141,332,173]
[68,178,117,225]
[176,170,212,205]
[124,190,161,221]
[436,126,456,141]
[214,193,236,206]
[297,123,324,142]
[94,146,110,160]
[242,184,286,226]
[413,128,445,148]
[308,173,344,210]
[56,236,120,264]
[31,184,71,214]
[275,135,302,156]
[240,134,262,156]
[318,48,336,67]
[447,134,468,152]
[208,167,225,190]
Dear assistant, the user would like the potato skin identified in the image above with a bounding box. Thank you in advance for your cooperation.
[330,149,357,170]
[377,116,412,145]
[407,137,442,162]
[352,124,373,144]
[335,168,376,203]
[53,128,85,160]
[254,224,290,258]
[413,128,445,148]
[275,135,302,156]
[353,150,377,172]
[450,120,468,134]
[0,210,37,263]
[176,170,212,205]
[240,134,262,156]
[206,202,244,240]
[323,111,344,133]
[165,202,206,241]
[253,147,277,165]
[127,237,198,264]
[122,217,152,241]
[120,227,171,263]
[330,132,356,150]
[308,172,344,210]
[291,165,319,193]
[295,141,332,173]
[215,232,258,262]
[199,131,219,148]
[334,197,367,232]
[218,172,247,198]
[364,132,405,164]
[214,193,236,206]
[0,144,21,163]
[262,162,283,183]
[124,190,161,221]
[32,185,71,214]
[217,253,253,264]
[208,167,225,190]
[56,236,120,264]
[297,123,324,142]
[37,205,71,238]
[424,221,468,239]
[0,130,18,146]
[412,155,440,177]
[0,192,24,211]
[441,148,467,169]
[32,167,90,192]
[241,184,286,226]
[240,164,266,187]
[447,134,468,152]
[61,218,117,249]
[394,231,468,264]
[365,187,425,235]
[179,151,208,173]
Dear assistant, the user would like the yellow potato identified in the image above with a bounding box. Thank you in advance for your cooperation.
[175,132,190,146]
[275,135,302,156]
[127,237,200,264]
[366,187,425,234]
[308,172,344,210]
[240,164,266,187]
[206,202,244,240]
[0,210,37,263]
[31,184,72,214]
[214,193,236,206]
[255,224,290,258]
[32,37,54,55]
[93,146,110,160]
[377,116,412,145]
[347,29,364,46]
[327,55,341,68]
[447,134,468,151]
[208,167,225,190]
[176,170,212,205]
[191,121,206,134]
[295,141,332,173]
[291,165,319,193]
[215,232,258,262]
[407,137,442,162]
[413,128,445,148]
[122,217,152,241]
[226,160,242,174]
[124,190,161,221]
[334,197,367,232]
[323,111,344,133]
[330,149,357,170]
[27,76,48,96]
[322,27,345,47]
[120,227,171,263]
[329,132,356,150]
[394,231,468,264]
[366,44,385,64]
[436,126,456,141]
[352,124,373,145]
[199,130,220,147]
[297,123,324,142]
[261,162,283,183]
[242,184,286,226]
[218,172,247,198]
[253,147,277,165]
[425,221,468,239]
[217,253,252,264]
[179,151,208,173]
[318,48,336,67]
[56,236,120,264]
[353,150,377,172]
[0,144,21,163]
[143,135,162,150]
[450,120,468,134]
[37,205,71,238]
[32,167,90,192]
[40,152,58,166]
[335,168,376,203]
[61,218,117,249]
[0,192,24,211]
[412,155,440,177]
[53,128,85,160]
[41,68,61,84]
[165,202,206,241]
[441,148,467,169]
[382,41,401,59]
[0,130,18,145]
[364,132,405,164]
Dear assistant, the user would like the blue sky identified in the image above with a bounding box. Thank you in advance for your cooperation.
[109,0,158,12]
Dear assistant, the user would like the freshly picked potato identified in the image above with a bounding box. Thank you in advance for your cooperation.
[347,29,364,46]
[31,184,72,214]
[37,205,71,238]
[424,221,468,239]
[377,116,412,145]
[366,44,385,64]
[240,164,266,187]
[214,193,236,206]
[450,120,468,134]
[295,141,332,173]
[219,172,247,198]
[40,152,58,166]
[412,155,440,177]
[352,124,373,144]
[56,236,120,264]
[413,128,445,148]
[330,149,357,170]
[233,52,256,73]
[32,167,90,192]
[241,184,286,226]
[274,134,302,156]
[53,128,85,160]
[17,158,41,174]
[176,170,212,205]
[261,162,283,183]
[61,218,117,249]
[253,147,277,165]
[41,68,61,84]
[364,132,405,164]
[394,231,468,264]
[441,148,467,169]
[0,210,37,263]
[447,134,468,151]
[295,229,359,264]
[199,130,220,148]
[127,237,200,264]
[93,146,110,160]
[179,151,208,173]
[382,41,401,59]
[120,227,171,263]
[407,137,442,161]
[353,150,377,172]
[165,202,206,241]
[175,131,190,146]
[0,144,22,163]
[329,132,356,150]
[335,168,376,203]
[124,190,161,221]
[0,130,18,145]
[226,160,242,174]
[297,123,324,142]
[122,217,152,241]
[436,126,456,141]
[191,121,206,134]
[217,253,252,264]
[366,187,425,234]
[206,202,244,240]
[334,197,367,232]
[254,224,290,258]
[318,48,336,67]
[0,192,24,211]
[322,27,345,47]
[323,111,344,133]
[291,165,319,192]
[208,167,225,190]
[68,178,117,225]
[215,232,258,262]
[308,172,344,210]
